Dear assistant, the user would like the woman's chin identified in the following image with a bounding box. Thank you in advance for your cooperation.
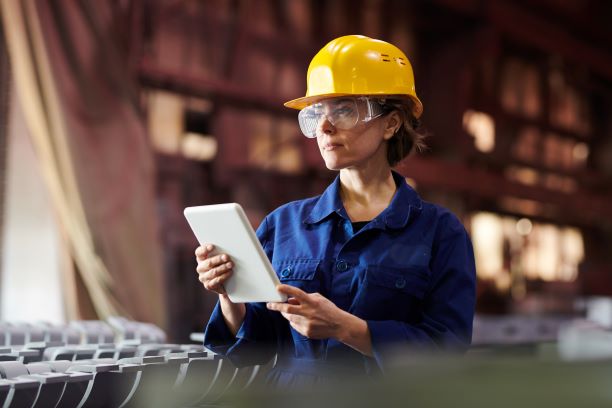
[323,159,345,171]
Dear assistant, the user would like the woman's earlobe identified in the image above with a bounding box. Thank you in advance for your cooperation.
[383,129,396,141]
[383,112,401,139]
[383,117,400,140]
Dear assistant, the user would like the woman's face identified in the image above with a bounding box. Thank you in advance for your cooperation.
[313,99,397,171]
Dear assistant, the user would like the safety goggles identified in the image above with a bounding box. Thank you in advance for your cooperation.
[297,97,389,138]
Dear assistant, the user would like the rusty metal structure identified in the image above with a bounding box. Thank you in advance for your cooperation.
[111,0,612,340]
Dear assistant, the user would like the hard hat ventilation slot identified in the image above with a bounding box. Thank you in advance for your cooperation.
[396,57,406,66]
[380,53,391,62]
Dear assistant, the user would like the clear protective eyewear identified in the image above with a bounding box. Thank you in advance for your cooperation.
[297,97,388,138]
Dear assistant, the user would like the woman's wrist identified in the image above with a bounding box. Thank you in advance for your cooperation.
[336,310,373,357]
[219,293,246,336]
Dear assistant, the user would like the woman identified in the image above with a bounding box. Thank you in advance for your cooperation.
[195,35,476,382]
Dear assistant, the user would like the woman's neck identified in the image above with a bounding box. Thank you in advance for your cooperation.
[339,166,397,222]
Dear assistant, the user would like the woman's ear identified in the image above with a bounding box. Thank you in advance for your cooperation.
[382,111,402,140]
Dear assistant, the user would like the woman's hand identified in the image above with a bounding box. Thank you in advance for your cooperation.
[195,244,234,295]
[266,284,373,356]
[195,244,245,335]
[266,285,343,339]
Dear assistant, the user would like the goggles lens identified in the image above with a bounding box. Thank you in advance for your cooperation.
[297,97,386,138]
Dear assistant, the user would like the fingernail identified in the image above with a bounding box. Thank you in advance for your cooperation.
[207,245,213,251]
[222,254,228,261]
[226,262,232,268]
[266,303,271,309]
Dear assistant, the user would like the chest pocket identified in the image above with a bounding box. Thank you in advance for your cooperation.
[353,265,430,322]
[273,259,321,294]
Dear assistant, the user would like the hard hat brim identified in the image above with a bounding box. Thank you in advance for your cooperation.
[284,94,423,118]
[283,94,352,110]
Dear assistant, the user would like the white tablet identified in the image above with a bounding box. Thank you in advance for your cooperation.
[184,203,286,303]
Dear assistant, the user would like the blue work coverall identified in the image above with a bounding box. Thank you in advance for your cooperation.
[204,171,476,383]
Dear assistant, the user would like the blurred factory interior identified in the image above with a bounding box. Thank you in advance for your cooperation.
[1,0,612,357]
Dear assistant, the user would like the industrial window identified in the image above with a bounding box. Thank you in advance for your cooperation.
[471,212,584,299]
[147,91,217,161]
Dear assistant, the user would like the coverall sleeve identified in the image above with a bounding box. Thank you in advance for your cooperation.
[366,228,476,369]
[203,216,279,367]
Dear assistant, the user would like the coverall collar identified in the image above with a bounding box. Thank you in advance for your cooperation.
[303,170,422,229]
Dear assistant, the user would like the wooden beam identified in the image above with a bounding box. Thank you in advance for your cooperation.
[152,5,315,64]
[432,0,612,80]
[138,61,294,116]
[397,156,612,226]
[488,1,612,79]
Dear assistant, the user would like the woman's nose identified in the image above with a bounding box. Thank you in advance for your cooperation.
[318,116,336,135]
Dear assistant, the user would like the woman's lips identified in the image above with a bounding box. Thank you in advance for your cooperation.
[322,143,342,151]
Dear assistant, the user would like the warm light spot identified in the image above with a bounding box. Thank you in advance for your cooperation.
[559,228,584,281]
[148,91,183,154]
[505,166,539,186]
[274,120,304,174]
[536,225,560,281]
[520,224,584,283]
[573,143,589,162]
[248,117,304,174]
[181,133,218,161]
[276,142,303,174]
[522,239,540,280]
[463,110,495,153]
[516,218,532,236]
[471,212,503,280]
[494,273,511,292]
[471,212,584,288]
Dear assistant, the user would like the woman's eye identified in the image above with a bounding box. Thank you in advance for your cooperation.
[333,107,353,117]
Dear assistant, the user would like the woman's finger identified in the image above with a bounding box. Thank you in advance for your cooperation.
[202,273,227,293]
[281,311,300,324]
[266,302,301,315]
[203,263,233,281]
[196,258,227,274]
[207,254,231,270]
[195,244,214,261]
[276,284,309,302]
[196,254,229,273]
[209,274,231,290]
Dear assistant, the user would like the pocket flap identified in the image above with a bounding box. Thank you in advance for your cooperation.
[273,259,320,281]
[366,265,429,298]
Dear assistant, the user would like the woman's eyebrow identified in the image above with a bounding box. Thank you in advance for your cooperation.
[329,99,352,109]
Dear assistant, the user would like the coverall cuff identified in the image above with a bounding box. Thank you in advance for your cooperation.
[204,302,253,355]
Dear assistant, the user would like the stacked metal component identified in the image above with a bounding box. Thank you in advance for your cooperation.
[0,319,269,408]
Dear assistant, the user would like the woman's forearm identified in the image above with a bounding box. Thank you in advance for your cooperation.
[336,311,373,357]
[219,294,246,336]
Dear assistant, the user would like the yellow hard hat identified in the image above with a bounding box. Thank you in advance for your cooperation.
[284,35,423,118]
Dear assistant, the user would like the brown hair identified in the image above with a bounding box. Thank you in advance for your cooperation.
[382,98,427,167]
